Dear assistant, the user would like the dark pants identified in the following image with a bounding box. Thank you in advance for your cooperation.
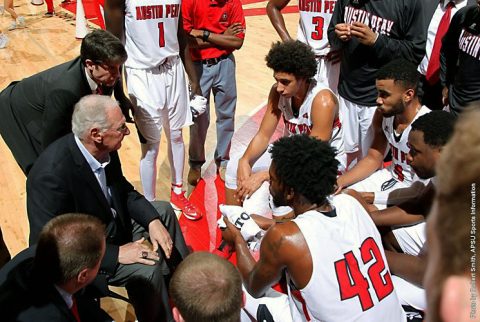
[107,201,189,322]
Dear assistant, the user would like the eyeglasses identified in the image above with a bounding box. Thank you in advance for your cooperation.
[115,123,129,134]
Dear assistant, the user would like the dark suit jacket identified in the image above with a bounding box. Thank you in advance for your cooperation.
[423,0,477,22]
[26,134,159,275]
[0,57,113,175]
[0,247,111,322]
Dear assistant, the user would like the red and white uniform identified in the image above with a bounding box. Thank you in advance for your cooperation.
[297,0,339,91]
[279,81,346,172]
[125,0,181,69]
[351,106,431,208]
[289,194,405,321]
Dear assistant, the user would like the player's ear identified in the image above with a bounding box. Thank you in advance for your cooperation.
[285,187,294,202]
[439,275,473,322]
[172,307,185,322]
[403,88,415,103]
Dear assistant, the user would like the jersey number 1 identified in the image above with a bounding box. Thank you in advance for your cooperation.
[158,22,165,48]
[334,237,394,311]
[311,16,325,41]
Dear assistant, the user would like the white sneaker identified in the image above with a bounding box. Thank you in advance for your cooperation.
[17,16,25,28]
[0,34,8,49]
[8,22,16,31]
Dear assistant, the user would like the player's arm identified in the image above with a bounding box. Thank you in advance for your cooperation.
[223,218,289,297]
[385,249,426,287]
[337,110,387,188]
[309,89,337,141]
[235,87,282,200]
[178,13,202,96]
[266,0,292,42]
[239,86,282,171]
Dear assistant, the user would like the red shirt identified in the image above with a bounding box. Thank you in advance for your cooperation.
[182,0,246,61]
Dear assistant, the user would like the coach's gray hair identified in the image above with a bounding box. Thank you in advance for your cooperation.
[72,95,119,139]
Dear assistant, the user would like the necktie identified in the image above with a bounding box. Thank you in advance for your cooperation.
[95,86,103,95]
[70,297,81,322]
[425,1,455,85]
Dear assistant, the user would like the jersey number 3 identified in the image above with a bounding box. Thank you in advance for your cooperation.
[311,16,324,40]
[334,237,394,311]
[158,22,165,47]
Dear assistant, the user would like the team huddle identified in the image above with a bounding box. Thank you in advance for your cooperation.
[0,0,479,321]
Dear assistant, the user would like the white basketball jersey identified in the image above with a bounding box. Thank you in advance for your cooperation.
[383,105,431,184]
[278,82,345,168]
[288,194,405,322]
[297,0,337,55]
[124,0,181,69]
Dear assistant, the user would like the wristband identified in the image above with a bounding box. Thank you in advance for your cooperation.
[202,30,211,42]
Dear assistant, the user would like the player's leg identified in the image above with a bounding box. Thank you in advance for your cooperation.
[167,57,202,219]
[358,104,377,158]
[338,95,361,168]
[212,54,237,178]
[126,67,164,201]
[188,62,214,186]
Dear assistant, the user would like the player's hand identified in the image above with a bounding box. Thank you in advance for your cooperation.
[235,159,252,201]
[325,49,342,65]
[118,238,160,265]
[235,171,268,202]
[148,219,173,259]
[224,22,244,36]
[219,204,263,241]
[335,23,352,42]
[189,28,203,39]
[442,86,449,106]
[350,22,377,46]
[221,216,246,246]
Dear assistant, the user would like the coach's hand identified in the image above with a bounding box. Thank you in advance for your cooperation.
[118,238,160,265]
[148,219,173,259]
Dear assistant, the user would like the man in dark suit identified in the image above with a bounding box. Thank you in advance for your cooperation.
[0,29,128,175]
[0,213,112,322]
[27,95,190,322]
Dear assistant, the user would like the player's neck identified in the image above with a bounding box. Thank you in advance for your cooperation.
[293,196,332,216]
[398,99,422,125]
[292,80,310,109]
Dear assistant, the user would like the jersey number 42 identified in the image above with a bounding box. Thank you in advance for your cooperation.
[334,237,394,311]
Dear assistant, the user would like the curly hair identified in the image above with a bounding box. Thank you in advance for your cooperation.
[411,110,456,148]
[376,58,420,94]
[269,135,339,205]
[265,40,317,80]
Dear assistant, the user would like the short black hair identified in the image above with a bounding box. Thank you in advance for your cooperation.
[377,58,420,94]
[265,40,317,80]
[269,135,338,205]
[80,30,127,65]
[411,110,456,148]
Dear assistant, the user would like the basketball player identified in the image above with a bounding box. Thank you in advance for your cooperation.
[337,59,430,210]
[104,0,203,220]
[222,135,405,321]
[225,40,345,211]
[328,0,426,166]
[267,0,340,92]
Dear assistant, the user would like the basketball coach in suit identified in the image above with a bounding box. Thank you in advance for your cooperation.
[0,29,128,175]
[27,95,189,322]
[0,214,112,322]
